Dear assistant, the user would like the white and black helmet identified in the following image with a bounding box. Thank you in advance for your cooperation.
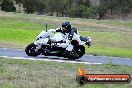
[62,21,71,33]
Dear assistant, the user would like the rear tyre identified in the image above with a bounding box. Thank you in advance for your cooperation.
[76,45,85,58]
[62,45,85,60]
[25,43,39,56]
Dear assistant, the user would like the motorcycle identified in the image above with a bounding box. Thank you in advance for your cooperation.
[25,25,92,60]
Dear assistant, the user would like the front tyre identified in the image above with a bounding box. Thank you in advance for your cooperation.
[25,43,39,56]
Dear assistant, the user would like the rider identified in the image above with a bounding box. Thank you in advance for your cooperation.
[59,22,92,58]
[35,21,81,58]
[56,21,81,58]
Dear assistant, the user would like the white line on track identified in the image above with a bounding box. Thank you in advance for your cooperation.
[0,56,102,65]
[0,48,24,51]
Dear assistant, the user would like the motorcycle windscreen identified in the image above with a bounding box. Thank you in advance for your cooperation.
[36,31,49,39]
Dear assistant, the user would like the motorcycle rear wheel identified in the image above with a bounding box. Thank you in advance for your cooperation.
[63,45,85,60]
[76,45,85,58]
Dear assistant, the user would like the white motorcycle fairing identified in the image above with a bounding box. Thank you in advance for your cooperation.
[34,29,82,51]
[25,29,92,60]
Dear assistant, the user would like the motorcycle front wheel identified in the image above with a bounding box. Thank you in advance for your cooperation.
[25,43,39,56]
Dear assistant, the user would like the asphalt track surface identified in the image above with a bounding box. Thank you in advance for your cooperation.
[0,48,132,66]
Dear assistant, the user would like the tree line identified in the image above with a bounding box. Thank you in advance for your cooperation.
[0,0,132,19]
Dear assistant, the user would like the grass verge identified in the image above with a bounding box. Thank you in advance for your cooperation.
[0,58,132,88]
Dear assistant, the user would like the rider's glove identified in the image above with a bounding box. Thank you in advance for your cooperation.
[56,28,62,32]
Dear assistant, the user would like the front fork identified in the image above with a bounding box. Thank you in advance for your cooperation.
[34,40,42,52]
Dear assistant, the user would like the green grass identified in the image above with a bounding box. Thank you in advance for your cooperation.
[0,58,132,88]
[86,46,132,58]
[0,12,132,58]
[95,20,132,28]
[0,28,39,43]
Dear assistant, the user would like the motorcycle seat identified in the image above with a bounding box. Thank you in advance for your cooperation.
[80,36,88,42]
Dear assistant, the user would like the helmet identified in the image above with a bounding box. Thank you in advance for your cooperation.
[62,21,71,33]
